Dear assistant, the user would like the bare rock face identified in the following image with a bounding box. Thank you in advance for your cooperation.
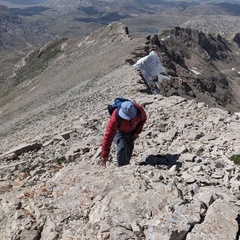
[186,199,239,240]
[0,92,240,240]
[133,26,240,113]
[0,23,240,240]
[180,15,240,41]
[0,142,42,161]
[171,27,231,60]
[233,33,240,47]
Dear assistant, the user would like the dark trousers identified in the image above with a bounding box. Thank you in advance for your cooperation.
[113,131,134,167]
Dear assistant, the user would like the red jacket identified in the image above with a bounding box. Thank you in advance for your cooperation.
[101,103,147,158]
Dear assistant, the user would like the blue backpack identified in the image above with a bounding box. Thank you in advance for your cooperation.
[107,97,141,127]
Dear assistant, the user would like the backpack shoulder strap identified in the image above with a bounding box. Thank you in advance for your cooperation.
[134,104,142,119]
[116,106,122,128]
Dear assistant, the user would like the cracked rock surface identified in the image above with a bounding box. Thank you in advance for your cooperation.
[0,23,239,240]
[1,91,240,239]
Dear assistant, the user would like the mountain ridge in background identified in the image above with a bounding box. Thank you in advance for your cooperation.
[0,0,240,143]
[0,1,240,239]
[0,22,239,240]
[0,21,239,149]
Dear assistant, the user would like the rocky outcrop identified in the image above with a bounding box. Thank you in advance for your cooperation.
[171,27,231,60]
[0,22,239,239]
[132,27,240,113]
[0,93,239,240]
[180,15,240,40]
[233,33,240,47]
[0,142,42,161]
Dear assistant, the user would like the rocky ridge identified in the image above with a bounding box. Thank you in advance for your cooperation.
[180,15,240,40]
[0,22,143,144]
[136,26,240,113]
[0,22,240,240]
[0,65,240,239]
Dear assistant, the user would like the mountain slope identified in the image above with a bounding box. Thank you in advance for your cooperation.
[181,15,240,40]
[0,4,57,86]
[0,5,55,51]
[0,22,145,149]
[1,22,240,150]
[1,85,240,240]
[137,26,240,113]
[0,21,239,240]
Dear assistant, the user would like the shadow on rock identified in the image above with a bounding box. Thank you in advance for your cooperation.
[139,154,181,169]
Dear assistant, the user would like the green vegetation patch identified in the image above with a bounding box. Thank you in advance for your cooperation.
[167,41,191,60]
[159,29,171,38]
[229,154,240,165]
[160,113,170,121]
[54,156,67,165]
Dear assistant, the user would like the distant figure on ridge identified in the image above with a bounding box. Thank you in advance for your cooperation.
[101,99,147,167]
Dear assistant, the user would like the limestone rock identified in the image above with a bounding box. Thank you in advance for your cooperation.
[186,199,239,240]
[0,66,240,239]
[2,142,42,159]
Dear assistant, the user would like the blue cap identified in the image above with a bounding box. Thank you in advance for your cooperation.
[119,101,137,120]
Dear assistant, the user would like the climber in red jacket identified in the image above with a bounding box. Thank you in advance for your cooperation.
[101,100,147,167]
